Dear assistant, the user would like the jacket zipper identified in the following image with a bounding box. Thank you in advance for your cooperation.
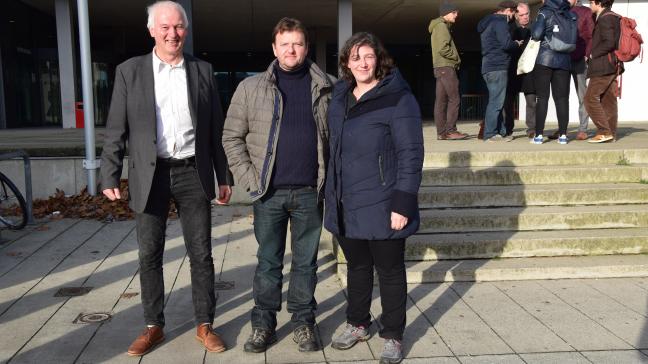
[378,154,385,185]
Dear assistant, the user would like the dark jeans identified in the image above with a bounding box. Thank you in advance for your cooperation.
[136,162,215,327]
[433,67,460,137]
[252,187,322,330]
[534,64,570,136]
[337,236,406,340]
[524,93,537,134]
[482,70,508,140]
[584,73,618,137]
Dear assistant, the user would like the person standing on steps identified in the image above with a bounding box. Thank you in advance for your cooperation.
[429,2,468,140]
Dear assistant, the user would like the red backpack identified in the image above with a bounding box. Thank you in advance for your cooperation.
[602,12,644,63]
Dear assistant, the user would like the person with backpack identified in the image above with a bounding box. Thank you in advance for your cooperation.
[584,0,624,143]
[568,0,594,141]
[530,0,577,145]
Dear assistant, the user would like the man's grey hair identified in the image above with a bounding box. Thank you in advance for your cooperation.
[147,1,189,29]
[517,2,530,11]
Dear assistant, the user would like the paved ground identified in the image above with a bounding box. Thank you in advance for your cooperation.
[2,206,648,363]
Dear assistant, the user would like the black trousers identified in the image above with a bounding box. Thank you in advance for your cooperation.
[337,235,406,340]
[136,161,215,327]
[534,64,570,136]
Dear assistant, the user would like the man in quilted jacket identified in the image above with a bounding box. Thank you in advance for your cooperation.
[222,17,333,354]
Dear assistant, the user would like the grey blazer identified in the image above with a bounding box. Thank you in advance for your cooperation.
[100,52,231,213]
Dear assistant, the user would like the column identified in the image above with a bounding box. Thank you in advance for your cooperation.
[176,0,194,55]
[55,0,77,128]
[337,0,352,54]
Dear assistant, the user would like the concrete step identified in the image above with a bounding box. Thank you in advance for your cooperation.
[423,149,648,168]
[422,164,647,186]
[419,183,648,208]
[337,254,648,283]
[335,228,648,262]
[405,228,648,260]
[419,204,648,233]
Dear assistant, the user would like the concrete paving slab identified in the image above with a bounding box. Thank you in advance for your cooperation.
[579,278,648,323]
[0,219,77,277]
[401,358,459,364]
[495,281,631,351]
[539,279,648,349]
[581,350,648,363]
[457,354,525,363]
[451,282,573,353]
[0,220,108,362]
[7,222,137,364]
[407,283,512,356]
[519,352,590,364]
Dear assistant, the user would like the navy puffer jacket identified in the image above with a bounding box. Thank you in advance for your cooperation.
[477,14,518,74]
[532,0,574,71]
[324,68,424,240]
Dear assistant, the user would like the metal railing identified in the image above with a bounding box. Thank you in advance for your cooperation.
[0,150,35,224]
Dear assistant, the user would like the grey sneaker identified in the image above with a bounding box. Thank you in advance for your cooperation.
[379,339,403,364]
[293,325,319,352]
[503,134,514,142]
[331,323,370,350]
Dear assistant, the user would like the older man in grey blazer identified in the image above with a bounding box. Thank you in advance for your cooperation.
[100,0,231,356]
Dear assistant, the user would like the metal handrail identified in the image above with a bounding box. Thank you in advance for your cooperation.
[0,150,35,224]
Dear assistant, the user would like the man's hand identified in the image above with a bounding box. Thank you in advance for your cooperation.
[103,188,122,201]
[214,185,232,205]
[391,212,408,231]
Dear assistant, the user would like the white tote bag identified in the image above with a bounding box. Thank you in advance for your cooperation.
[517,40,540,75]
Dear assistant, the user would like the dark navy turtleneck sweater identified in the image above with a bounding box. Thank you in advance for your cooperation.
[271,62,318,189]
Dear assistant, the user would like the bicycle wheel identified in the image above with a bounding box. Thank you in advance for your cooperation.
[0,172,28,230]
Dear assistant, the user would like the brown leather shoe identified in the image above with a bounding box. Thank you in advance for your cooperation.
[576,131,588,140]
[446,131,468,140]
[196,324,226,353]
[527,131,535,139]
[437,134,447,140]
[127,326,164,356]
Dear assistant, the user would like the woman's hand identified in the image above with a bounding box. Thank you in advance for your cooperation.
[391,212,408,230]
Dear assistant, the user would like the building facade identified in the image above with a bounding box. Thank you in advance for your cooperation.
[1,0,646,129]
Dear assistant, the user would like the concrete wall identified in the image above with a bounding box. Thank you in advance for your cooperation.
[0,157,251,204]
[520,0,648,125]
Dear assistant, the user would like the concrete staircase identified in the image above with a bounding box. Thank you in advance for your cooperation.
[337,148,648,282]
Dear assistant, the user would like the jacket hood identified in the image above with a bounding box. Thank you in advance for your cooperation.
[478,14,506,33]
[428,17,446,33]
[332,68,411,101]
[541,0,571,12]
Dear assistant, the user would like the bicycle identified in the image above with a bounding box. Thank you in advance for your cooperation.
[0,171,28,230]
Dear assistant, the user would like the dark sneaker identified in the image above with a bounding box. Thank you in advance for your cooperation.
[379,339,403,364]
[244,328,277,353]
[293,325,319,352]
[548,130,560,140]
[331,323,370,350]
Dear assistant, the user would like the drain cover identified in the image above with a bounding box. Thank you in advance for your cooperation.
[214,281,235,290]
[55,287,93,297]
[73,312,112,324]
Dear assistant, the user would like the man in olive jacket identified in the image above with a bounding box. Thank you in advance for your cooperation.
[429,2,467,140]
[222,17,333,354]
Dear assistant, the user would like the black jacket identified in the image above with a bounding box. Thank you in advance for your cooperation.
[324,69,424,240]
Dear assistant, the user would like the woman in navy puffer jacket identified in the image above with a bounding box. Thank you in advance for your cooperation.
[531,0,576,144]
[325,32,423,363]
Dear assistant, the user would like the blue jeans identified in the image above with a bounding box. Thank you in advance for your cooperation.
[136,162,215,327]
[251,187,322,330]
[483,70,508,140]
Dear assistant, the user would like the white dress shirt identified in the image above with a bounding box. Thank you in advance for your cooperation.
[152,49,195,159]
